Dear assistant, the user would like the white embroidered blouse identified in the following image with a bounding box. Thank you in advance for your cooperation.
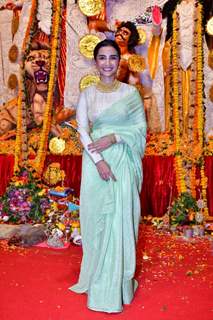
[76,82,136,163]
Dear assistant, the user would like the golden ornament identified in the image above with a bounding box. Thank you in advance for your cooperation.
[96,79,121,92]
[128,54,146,72]
[79,34,101,59]
[206,17,213,36]
[209,84,213,103]
[137,28,147,45]
[49,137,66,154]
[7,73,18,89]
[79,74,100,91]
[78,0,103,17]
[208,50,213,70]
[43,162,65,186]
[8,44,19,63]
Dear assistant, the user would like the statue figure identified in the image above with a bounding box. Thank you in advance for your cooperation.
[154,0,213,138]
[0,1,75,139]
[88,13,162,133]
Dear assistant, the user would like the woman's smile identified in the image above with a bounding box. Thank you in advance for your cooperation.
[95,46,120,83]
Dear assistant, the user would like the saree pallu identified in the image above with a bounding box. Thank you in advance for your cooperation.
[70,90,147,313]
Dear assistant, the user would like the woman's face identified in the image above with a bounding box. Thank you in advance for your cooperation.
[95,46,120,81]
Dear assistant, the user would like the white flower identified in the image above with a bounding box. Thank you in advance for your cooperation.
[197,199,204,209]
[37,0,52,35]
[195,212,204,224]
[52,228,64,238]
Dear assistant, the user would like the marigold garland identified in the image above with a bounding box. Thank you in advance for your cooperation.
[174,155,186,194]
[200,165,208,217]
[34,0,62,174]
[14,0,63,175]
[172,11,180,150]
[172,10,186,193]
[12,0,209,216]
[14,0,37,172]
[171,1,208,217]
[196,3,208,217]
[190,165,196,198]
[14,92,23,172]
[196,3,204,148]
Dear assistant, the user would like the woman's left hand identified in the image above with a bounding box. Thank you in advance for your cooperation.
[88,134,116,153]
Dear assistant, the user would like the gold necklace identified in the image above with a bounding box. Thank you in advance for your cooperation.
[96,79,121,93]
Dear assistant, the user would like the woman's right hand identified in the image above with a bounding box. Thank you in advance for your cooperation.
[96,160,116,182]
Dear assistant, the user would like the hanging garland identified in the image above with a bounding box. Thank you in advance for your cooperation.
[14,0,38,172]
[172,9,186,194]
[35,0,62,174]
[171,1,208,217]
[14,0,62,175]
[196,3,204,148]
[196,3,208,217]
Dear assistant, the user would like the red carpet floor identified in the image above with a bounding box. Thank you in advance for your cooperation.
[0,225,212,320]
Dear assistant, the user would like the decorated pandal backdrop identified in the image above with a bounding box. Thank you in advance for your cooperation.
[0,0,213,222]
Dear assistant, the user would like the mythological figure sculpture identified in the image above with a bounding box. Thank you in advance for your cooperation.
[88,5,162,133]
[154,0,213,139]
[0,0,75,139]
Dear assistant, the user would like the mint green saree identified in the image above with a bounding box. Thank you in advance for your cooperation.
[69,89,147,313]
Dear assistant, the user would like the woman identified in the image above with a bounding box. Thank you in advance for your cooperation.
[69,39,147,313]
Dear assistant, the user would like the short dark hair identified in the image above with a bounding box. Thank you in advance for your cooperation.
[117,21,140,52]
[93,39,121,60]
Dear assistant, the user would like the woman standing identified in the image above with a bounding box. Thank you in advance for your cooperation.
[69,39,147,313]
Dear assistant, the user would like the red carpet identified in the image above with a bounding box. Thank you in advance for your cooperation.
[0,225,212,320]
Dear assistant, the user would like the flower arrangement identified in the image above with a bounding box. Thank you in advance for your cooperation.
[44,204,80,245]
[167,192,204,226]
[0,168,50,224]
[0,125,82,157]
[145,132,175,156]
[0,167,82,246]
[149,192,205,237]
